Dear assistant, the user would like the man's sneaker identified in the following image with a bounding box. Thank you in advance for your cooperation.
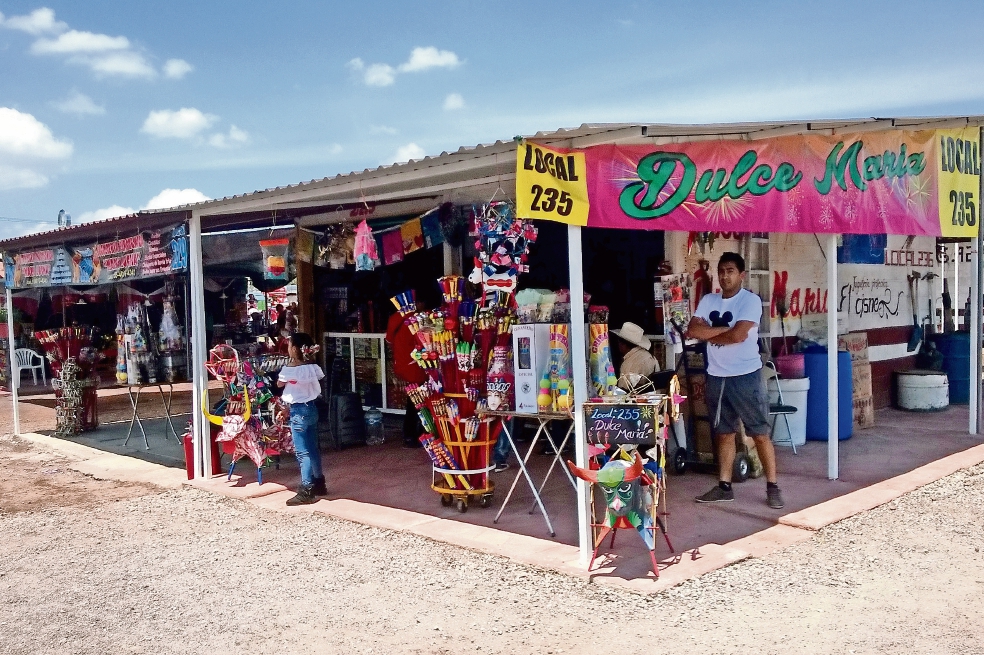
[766,486,785,509]
[311,477,328,497]
[695,485,734,503]
[492,462,509,473]
[286,485,318,506]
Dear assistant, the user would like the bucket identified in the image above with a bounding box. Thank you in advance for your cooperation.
[803,347,854,441]
[767,376,810,447]
[929,332,970,404]
[896,370,949,411]
[774,353,805,379]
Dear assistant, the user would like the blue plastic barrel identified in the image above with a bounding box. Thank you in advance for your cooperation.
[803,347,854,441]
[931,332,971,404]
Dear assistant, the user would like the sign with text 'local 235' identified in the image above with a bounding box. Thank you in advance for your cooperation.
[4,224,189,289]
[517,128,981,237]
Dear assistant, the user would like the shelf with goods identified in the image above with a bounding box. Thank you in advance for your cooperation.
[324,332,405,413]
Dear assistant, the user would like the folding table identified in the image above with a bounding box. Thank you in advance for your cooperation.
[123,382,180,449]
[479,409,577,537]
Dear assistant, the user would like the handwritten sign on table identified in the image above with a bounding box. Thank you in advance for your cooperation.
[584,404,659,445]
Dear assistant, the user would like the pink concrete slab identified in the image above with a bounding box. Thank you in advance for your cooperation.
[780,442,984,531]
[721,523,814,558]
[312,498,439,532]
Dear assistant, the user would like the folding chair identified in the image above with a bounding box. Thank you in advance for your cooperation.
[764,361,798,454]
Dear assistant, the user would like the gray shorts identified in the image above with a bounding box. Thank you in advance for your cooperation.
[705,369,770,436]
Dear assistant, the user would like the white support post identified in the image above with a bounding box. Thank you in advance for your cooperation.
[189,210,211,478]
[567,224,592,566]
[973,127,983,435]
[826,234,839,480]
[6,286,20,436]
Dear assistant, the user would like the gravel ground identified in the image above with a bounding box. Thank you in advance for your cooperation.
[1,434,983,655]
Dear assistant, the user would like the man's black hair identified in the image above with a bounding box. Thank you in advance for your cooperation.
[718,251,745,273]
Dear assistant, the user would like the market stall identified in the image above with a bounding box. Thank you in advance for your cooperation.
[3,219,191,437]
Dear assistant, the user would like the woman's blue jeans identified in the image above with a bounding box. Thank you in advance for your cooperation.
[289,401,323,486]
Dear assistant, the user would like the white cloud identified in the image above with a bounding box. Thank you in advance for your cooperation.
[32,29,129,54]
[208,125,249,148]
[443,93,464,111]
[350,46,461,86]
[52,91,106,116]
[82,51,156,78]
[389,143,426,164]
[142,188,210,210]
[163,58,193,79]
[398,47,461,73]
[76,204,135,223]
[141,108,217,139]
[0,107,73,158]
[364,63,396,87]
[369,125,398,135]
[1,7,67,35]
[0,165,49,191]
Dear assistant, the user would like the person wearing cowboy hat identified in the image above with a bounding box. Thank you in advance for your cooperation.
[611,321,658,389]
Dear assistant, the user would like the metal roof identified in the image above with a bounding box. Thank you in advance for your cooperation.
[0,210,188,252]
[5,115,983,249]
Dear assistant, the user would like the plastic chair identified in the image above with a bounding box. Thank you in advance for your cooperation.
[14,348,46,387]
[764,361,798,454]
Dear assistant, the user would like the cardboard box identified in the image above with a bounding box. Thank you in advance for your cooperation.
[838,332,870,363]
[852,361,873,398]
[853,394,875,428]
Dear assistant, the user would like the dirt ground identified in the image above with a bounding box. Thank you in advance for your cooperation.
[1,431,983,655]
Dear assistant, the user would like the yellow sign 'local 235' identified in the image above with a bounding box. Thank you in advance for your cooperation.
[938,127,981,238]
[516,141,590,226]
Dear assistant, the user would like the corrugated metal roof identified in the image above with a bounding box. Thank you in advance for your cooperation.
[0,210,187,251]
[6,116,984,250]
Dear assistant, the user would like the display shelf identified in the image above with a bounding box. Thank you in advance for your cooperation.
[324,331,405,414]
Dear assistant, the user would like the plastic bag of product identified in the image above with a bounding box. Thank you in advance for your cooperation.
[259,238,291,280]
[353,220,379,272]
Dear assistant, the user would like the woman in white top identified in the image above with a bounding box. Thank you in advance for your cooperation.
[277,332,326,505]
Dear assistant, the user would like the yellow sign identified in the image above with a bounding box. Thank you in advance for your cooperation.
[938,127,981,238]
[515,141,590,226]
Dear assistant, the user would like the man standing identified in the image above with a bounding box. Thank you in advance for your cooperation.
[686,252,784,509]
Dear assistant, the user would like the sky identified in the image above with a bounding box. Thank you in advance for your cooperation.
[1,0,983,239]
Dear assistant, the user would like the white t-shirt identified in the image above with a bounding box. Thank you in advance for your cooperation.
[278,363,325,404]
[694,288,762,377]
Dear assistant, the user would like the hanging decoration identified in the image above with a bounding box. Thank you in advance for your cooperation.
[259,238,291,281]
[353,220,379,271]
[467,201,538,305]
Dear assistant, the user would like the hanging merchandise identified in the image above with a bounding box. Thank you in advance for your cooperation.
[115,314,128,384]
[468,202,538,304]
[259,238,291,281]
[35,327,102,435]
[656,273,692,353]
[381,229,404,265]
[353,220,379,271]
[294,228,314,264]
[421,211,445,249]
[401,217,424,255]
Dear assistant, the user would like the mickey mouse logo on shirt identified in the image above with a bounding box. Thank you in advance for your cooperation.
[708,310,733,328]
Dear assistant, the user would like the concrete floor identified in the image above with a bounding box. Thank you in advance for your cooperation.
[54,404,983,559]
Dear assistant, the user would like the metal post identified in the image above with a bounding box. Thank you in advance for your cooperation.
[567,224,592,565]
[973,126,983,435]
[6,286,20,436]
[827,234,839,480]
[188,211,211,478]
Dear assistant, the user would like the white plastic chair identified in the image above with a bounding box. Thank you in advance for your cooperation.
[14,348,46,387]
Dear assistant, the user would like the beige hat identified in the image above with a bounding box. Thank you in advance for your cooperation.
[611,321,651,351]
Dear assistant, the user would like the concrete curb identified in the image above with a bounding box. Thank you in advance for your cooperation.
[15,430,984,595]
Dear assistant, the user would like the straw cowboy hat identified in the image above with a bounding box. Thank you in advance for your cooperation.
[611,321,651,351]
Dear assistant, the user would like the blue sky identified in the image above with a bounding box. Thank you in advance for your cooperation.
[1,0,983,239]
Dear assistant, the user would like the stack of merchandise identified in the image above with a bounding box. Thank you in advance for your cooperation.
[392,203,539,509]
[35,327,103,435]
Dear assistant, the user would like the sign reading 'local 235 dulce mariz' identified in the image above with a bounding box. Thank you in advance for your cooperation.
[517,128,980,237]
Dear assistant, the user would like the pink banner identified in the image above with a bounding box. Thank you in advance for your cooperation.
[584,128,980,237]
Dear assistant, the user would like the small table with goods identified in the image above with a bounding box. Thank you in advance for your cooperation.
[577,390,683,578]
[479,408,578,538]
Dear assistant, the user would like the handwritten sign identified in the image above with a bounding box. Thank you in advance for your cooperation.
[516,141,590,226]
[584,404,660,445]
